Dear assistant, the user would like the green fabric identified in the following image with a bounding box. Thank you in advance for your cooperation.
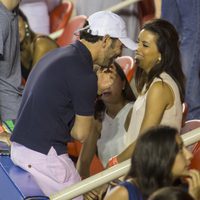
[2,120,15,133]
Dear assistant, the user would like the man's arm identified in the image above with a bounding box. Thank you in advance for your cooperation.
[76,120,101,178]
[70,114,94,143]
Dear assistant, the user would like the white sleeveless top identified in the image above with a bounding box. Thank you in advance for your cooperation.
[126,72,182,146]
[97,102,134,167]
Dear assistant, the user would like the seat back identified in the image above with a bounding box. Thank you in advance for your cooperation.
[56,15,87,47]
[181,119,200,134]
[181,120,200,170]
[182,102,189,127]
[49,2,73,33]
[138,0,155,26]
[115,56,135,82]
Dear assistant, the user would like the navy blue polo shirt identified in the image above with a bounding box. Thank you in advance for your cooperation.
[11,41,97,155]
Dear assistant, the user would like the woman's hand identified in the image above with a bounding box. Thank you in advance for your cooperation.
[96,65,116,95]
[186,169,200,200]
[83,184,109,200]
[84,189,100,200]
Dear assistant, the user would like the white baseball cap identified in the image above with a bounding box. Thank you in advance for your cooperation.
[79,11,137,51]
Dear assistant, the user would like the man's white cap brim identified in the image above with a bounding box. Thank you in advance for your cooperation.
[119,38,137,51]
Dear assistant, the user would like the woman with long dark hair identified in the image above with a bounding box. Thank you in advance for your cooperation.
[18,9,58,80]
[77,61,136,177]
[105,126,200,200]
[111,18,186,165]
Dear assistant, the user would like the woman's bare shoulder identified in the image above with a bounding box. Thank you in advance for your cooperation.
[34,35,58,49]
[104,185,129,200]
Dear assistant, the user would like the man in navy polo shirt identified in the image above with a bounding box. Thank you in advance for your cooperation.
[10,11,136,197]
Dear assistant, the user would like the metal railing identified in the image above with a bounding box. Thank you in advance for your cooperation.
[50,127,200,200]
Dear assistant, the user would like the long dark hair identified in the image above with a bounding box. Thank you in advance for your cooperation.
[127,126,179,199]
[94,61,136,121]
[18,9,35,42]
[135,19,185,102]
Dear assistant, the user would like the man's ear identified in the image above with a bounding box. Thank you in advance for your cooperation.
[102,35,112,48]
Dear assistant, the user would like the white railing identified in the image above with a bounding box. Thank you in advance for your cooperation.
[106,0,141,12]
[50,127,200,200]
[49,0,141,40]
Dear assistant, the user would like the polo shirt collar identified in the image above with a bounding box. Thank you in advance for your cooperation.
[0,3,17,20]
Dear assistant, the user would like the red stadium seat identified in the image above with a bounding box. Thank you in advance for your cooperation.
[181,120,200,170]
[49,2,73,33]
[190,141,200,170]
[56,15,87,47]
[138,0,155,26]
[115,56,136,82]
[181,119,200,134]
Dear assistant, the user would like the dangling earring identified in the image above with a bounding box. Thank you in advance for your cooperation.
[156,57,161,64]
[25,23,30,37]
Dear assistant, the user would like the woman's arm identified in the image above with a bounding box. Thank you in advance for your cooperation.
[76,120,101,178]
[32,37,58,66]
[111,81,174,164]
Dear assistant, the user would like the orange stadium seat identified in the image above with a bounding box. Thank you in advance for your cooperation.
[67,140,104,176]
[49,2,73,33]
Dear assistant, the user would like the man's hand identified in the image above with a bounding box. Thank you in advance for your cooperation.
[97,65,116,95]
[0,131,11,146]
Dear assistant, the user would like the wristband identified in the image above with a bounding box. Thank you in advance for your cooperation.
[108,156,118,167]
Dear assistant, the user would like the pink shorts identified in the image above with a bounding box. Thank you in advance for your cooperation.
[11,142,83,199]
